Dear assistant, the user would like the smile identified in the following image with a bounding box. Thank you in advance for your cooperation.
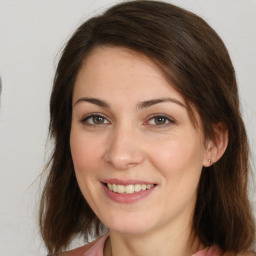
[107,183,154,194]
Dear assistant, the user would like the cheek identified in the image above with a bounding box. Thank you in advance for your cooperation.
[70,129,103,175]
[153,139,203,168]
[70,129,105,206]
[148,136,205,216]
[148,134,205,188]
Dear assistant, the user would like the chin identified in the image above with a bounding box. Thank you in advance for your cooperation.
[102,213,157,235]
[109,224,151,235]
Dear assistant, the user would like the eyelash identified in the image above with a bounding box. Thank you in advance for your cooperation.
[81,113,110,127]
[81,113,175,127]
[144,114,175,127]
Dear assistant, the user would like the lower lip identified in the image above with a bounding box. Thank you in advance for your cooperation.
[102,183,156,204]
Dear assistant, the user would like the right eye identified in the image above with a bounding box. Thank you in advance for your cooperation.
[81,114,110,126]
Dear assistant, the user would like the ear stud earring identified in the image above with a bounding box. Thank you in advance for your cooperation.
[208,159,212,164]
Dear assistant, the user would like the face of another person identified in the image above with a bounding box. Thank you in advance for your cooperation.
[70,46,211,236]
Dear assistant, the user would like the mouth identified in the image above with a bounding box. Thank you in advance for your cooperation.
[101,180,157,203]
[105,183,155,194]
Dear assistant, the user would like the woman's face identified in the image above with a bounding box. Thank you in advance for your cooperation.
[70,46,210,235]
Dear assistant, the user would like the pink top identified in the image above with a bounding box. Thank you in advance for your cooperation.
[64,234,227,256]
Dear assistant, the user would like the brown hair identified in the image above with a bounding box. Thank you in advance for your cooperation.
[39,1,255,254]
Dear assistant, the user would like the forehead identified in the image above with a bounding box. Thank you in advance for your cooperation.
[72,46,202,130]
[73,46,184,103]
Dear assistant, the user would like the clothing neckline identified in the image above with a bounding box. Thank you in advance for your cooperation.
[82,233,220,256]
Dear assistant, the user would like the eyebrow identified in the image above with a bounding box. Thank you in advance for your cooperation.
[137,97,186,109]
[74,97,186,109]
[74,97,110,108]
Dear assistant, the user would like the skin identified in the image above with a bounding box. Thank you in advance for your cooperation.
[70,46,225,256]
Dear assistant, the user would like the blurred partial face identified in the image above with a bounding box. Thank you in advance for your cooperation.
[70,46,210,235]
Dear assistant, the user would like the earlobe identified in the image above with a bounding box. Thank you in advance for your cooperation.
[203,123,229,167]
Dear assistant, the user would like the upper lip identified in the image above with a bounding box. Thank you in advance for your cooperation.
[101,178,156,186]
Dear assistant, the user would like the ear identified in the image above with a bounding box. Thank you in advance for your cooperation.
[202,123,229,167]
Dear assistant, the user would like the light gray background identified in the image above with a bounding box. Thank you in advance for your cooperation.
[0,0,255,255]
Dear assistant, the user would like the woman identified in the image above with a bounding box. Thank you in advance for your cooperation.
[39,1,256,255]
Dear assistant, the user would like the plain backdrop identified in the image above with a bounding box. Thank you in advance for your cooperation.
[0,0,255,255]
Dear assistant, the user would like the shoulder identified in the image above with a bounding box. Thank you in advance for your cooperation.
[60,240,97,256]
[194,245,255,256]
[222,249,256,256]
[236,252,256,256]
[60,234,109,256]
[224,251,256,256]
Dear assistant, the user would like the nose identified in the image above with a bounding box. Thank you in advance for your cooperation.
[104,125,145,170]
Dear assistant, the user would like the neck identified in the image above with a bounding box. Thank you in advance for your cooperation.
[104,223,203,256]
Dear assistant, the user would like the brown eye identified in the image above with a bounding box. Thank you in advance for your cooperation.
[147,115,174,126]
[154,116,167,125]
[93,116,105,124]
[82,114,110,126]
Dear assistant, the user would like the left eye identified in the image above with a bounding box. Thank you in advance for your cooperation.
[82,114,110,125]
[147,115,174,126]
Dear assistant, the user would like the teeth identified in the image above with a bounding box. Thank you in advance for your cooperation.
[117,184,125,194]
[107,183,154,194]
[134,184,141,192]
[112,184,117,192]
[125,184,134,194]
